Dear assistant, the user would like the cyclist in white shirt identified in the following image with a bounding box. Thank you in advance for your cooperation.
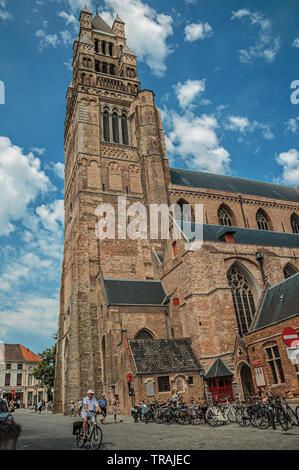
[81,390,102,440]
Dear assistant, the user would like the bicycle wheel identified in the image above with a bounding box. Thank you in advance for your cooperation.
[286,406,298,426]
[163,411,174,425]
[278,412,289,431]
[227,406,237,423]
[90,425,103,450]
[190,410,200,425]
[296,406,299,424]
[154,409,164,424]
[255,409,271,429]
[206,409,221,427]
[236,408,251,427]
[76,427,86,448]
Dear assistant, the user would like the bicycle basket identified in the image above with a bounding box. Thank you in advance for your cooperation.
[72,421,83,435]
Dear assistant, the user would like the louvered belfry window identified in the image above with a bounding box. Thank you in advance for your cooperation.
[103,111,110,142]
[256,209,269,231]
[227,265,256,336]
[121,114,129,145]
[291,213,299,234]
[218,205,233,226]
[283,263,298,279]
[112,112,119,143]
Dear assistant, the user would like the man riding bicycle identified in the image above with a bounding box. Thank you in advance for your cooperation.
[81,390,102,440]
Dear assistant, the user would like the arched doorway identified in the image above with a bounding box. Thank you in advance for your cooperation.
[238,362,255,401]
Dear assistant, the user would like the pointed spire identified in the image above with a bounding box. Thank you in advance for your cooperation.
[81,5,92,14]
[114,13,125,24]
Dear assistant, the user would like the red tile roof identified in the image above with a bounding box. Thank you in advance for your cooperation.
[0,344,41,362]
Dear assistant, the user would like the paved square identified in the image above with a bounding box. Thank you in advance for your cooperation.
[14,409,299,450]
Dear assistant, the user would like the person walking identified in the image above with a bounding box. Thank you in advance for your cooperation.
[98,395,107,424]
[70,400,75,417]
[113,394,122,423]
[45,401,49,414]
[38,399,43,414]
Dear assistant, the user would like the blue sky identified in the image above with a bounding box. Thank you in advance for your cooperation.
[0,0,298,355]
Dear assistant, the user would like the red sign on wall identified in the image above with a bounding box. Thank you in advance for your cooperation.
[252,359,263,367]
[282,327,299,347]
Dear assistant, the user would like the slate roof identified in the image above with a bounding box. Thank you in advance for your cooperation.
[128,338,201,375]
[103,278,167,305]
[252,272,299,331]
[204,358,233,379]
[92,13,114,35]
[0,344,41,363]
[170,168,299,203]
[178,221,299,249]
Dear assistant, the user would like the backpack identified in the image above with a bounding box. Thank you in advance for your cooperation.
[72,420,83,435]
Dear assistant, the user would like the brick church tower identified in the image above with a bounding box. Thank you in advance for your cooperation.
[54,7,299,414]
[54,7,173,413]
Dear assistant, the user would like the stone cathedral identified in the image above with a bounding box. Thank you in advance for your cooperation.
[54,7,299,414]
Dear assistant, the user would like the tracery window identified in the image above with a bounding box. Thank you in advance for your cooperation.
[103,110,110,142]
[227,264,256,336]
[112,112,119,143]
[291,213,299,234]
[256,209,270,231]
[121,114,129,145]
[218,204,233,226]
[135,329,153,340]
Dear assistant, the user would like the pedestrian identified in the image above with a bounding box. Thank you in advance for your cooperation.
[70,400,75,417]
[45,401,49,414]
[38,399,43,414]
[34,403,38,413]
[78,399,82,416]
[113,394,122,423]
[98,394,107,424]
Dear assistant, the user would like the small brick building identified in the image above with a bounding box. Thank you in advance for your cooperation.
[53,7,299,414]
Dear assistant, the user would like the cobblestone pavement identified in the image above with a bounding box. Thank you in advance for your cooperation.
[15,409,299,451]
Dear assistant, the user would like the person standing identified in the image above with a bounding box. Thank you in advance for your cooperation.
[45,401,49,414]
[113,394,122,423]
[98,395,107,424]
[70,400,75,417]
[38,399,43,414]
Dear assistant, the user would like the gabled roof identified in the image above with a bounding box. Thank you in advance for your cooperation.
[122,44,136,57]
[252,272,299,331]
[103,278,167,305]
[177,221,299,249]
[114,14,125,24]
[204,358,233,379]
[128,338,201,375]
[170,168,299,203]
[0,344,41,363]
[92,13,114,35]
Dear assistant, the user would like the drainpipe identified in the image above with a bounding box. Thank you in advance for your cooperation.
[255,252,267,285]
[238,194,248,228]
[164,310,171,339]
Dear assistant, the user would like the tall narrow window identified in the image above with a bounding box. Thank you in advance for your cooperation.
[109,43,113,56]
[103,110,110,142]
[291,213,299,234]
[102,41,106,55]
[95,39,99,53]
[227,264,256,336]
[256,209,270,231]
[112,112,119,143]
[95,61,100,72]
[121,114,129,145]
[5,374,10,386]
[110,64,116,76]
[218,204,233,226]
[266,345,285,384]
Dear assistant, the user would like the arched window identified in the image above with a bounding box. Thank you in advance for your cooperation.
[135,329,154,340]
[175,198,194,222]
[110,64,116,76]
[121,114,129,145]
[102,41,106,55]
[227,264,257,336]
[102,63,107,74]
[109,43,113,56]
[218,204,233,226]
[81,73,85,84]
[291,213,299,234]
[256,209,271,231]
[103,110,110,142]
[112,112,119,143]
[283,263,298,279]
[83,57,87,67]
[95,61,100,72]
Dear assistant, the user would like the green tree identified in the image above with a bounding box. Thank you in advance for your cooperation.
[33,335,57,400]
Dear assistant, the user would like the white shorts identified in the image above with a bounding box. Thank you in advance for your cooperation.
[80,411,95,424]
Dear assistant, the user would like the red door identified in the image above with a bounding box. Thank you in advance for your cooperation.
[207,377,234,403]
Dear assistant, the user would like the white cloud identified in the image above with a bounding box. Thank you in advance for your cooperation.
[163,109,231,174]
[61,29,73,45]
[276,149,299,186]
[53,162,65,179]
[30,147,45,155]
[292,38,299,48]
[185,0,197,4]
[174,79,206,109]
[58,10,77,26]
[224,116,274,140]
[36,199,64,232]
[231,9,281,64]
[184,21,213,42]
[286,117,299,134]
[0,137,52,236]
[226,116,250,133]
[0,0,12,21]
[100,0,173,77]
[36,29,60,51]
